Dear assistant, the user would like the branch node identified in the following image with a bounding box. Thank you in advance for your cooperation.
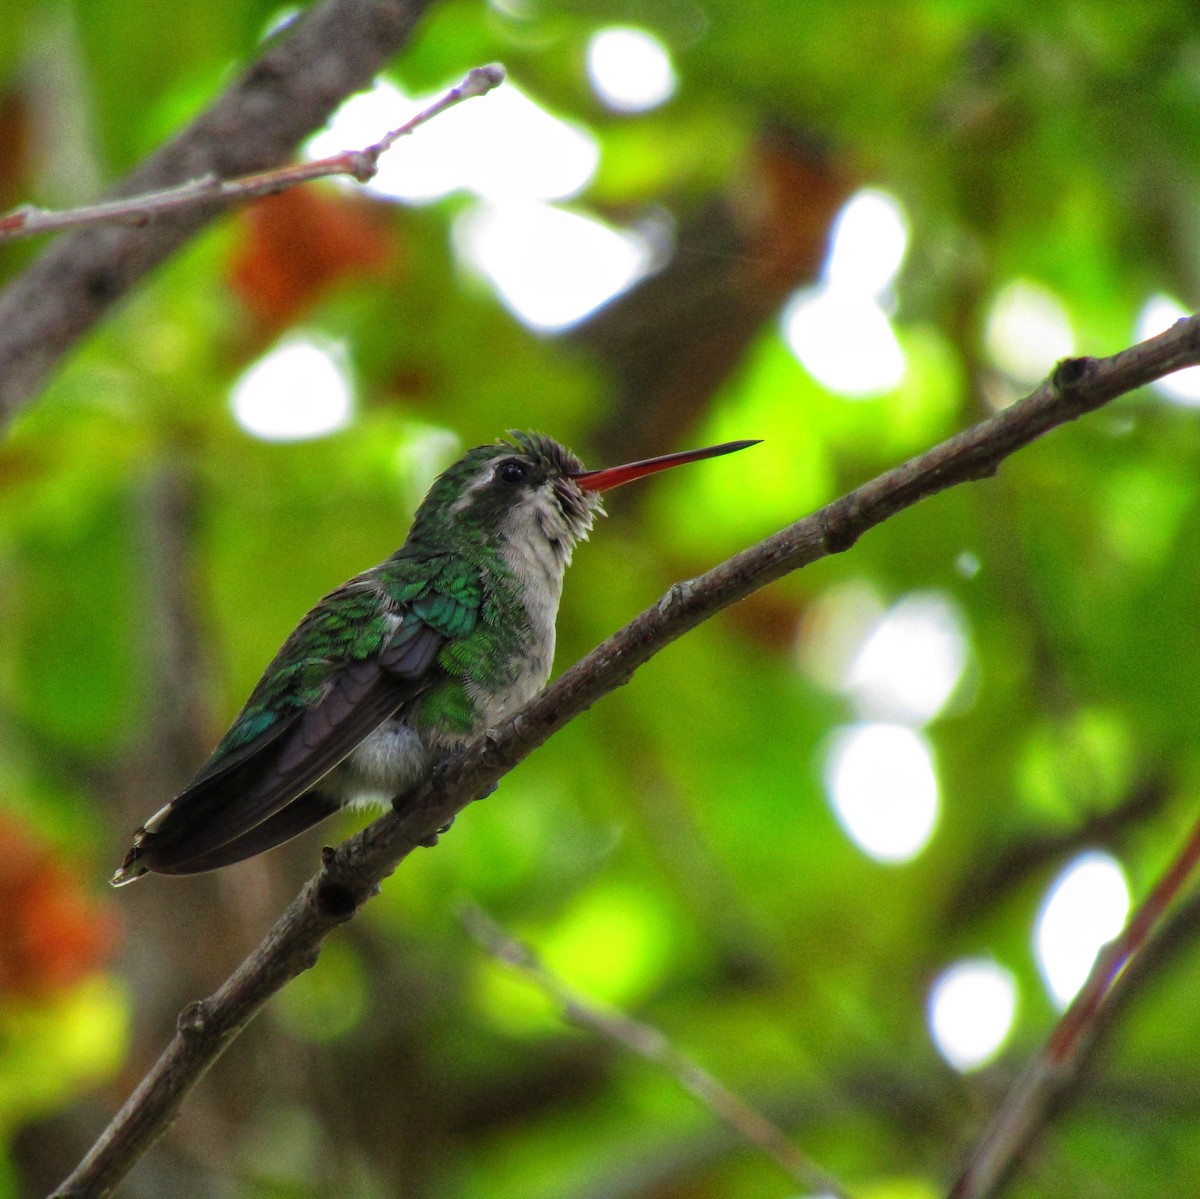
[315,878,359,922]
[1051,355,1097,396]
[344,149,379,183]
[818,498,861,554]
[177,999,212,1040]
[462,63,507,97]
[298,944,322,972]
[658,578,696,616]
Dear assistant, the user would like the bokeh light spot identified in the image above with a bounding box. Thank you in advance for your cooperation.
[797,582,886,695]
[927,958,1018,1072]
[780,188,910,398]
[825,188,909,298]
[782,290,906,397]
[824,723,939,863]
[843,591,969,726]
[1136,294,1200,406]
[586,26,677,113]
[984,280,1075,385]
[955,551,982,580]
[454,200,652,331]
[1034,851,1130,1008]
[231,335,353,442]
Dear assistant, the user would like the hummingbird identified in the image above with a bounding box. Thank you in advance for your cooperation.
[112,431,757,885]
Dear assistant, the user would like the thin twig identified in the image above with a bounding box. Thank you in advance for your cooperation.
[0,0,437,427]
[460,904,849,1198]
[0,64,503,243]
[51,317,1200,1199]
[948,802,1200,1199]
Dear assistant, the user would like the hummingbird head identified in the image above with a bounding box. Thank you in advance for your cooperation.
[407,432,599,567]
[406,431,760,569]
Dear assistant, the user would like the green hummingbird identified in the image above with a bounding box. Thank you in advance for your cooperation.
[112,431,757,885]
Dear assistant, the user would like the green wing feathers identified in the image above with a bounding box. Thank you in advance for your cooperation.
[203,587,397,773]
[200,553,516,776]
[115,549,536,879]
[388,553,529,738]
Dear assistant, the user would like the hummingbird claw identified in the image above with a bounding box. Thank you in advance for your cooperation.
[418,818,455,848]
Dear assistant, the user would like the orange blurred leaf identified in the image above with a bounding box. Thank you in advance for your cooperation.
[0,811,117,999]
[228,187,395,334]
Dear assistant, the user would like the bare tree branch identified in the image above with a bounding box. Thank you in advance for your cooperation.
[460,903,849,1198]
[52,316,1200,1198]
[0,65,503,243]
[0,0,435,430]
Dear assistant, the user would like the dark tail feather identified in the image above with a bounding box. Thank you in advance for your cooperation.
[118,790,341,880]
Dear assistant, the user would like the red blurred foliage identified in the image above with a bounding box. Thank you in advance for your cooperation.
[0,811,118,1000]
[0,86,31,210]
[227,187,396,336]
[741,126,855,293]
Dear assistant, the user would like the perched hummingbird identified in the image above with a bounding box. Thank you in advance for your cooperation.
[112,431,757,885]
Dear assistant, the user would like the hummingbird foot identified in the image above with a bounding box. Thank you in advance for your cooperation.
[418,817,455,848]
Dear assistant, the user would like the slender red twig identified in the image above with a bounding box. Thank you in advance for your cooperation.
[0,64,504,242]
[948,807,1200,1199]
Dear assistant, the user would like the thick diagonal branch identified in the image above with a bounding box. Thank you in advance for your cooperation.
[0,0,433,428]
[54,316,1200,1199]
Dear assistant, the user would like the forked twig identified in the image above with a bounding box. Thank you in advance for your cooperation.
[0,64,504,242]
[948,805,1200,1198]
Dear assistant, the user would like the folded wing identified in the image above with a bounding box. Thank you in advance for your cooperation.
[113,615,443,882]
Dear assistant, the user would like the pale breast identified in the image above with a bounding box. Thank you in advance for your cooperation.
[329,720,433,809]
[479,512,567,728]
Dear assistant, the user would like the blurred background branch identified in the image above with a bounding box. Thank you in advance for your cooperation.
[0,65,503,243]
[459,902,848,1198]
[951,799,1200,1199]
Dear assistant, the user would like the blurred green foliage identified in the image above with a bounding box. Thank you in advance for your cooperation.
[5,1,1200,1197]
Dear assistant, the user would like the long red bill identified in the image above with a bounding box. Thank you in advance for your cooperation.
[570,439,761,493]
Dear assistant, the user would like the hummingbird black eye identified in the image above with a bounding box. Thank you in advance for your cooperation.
[497,459,529,485]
